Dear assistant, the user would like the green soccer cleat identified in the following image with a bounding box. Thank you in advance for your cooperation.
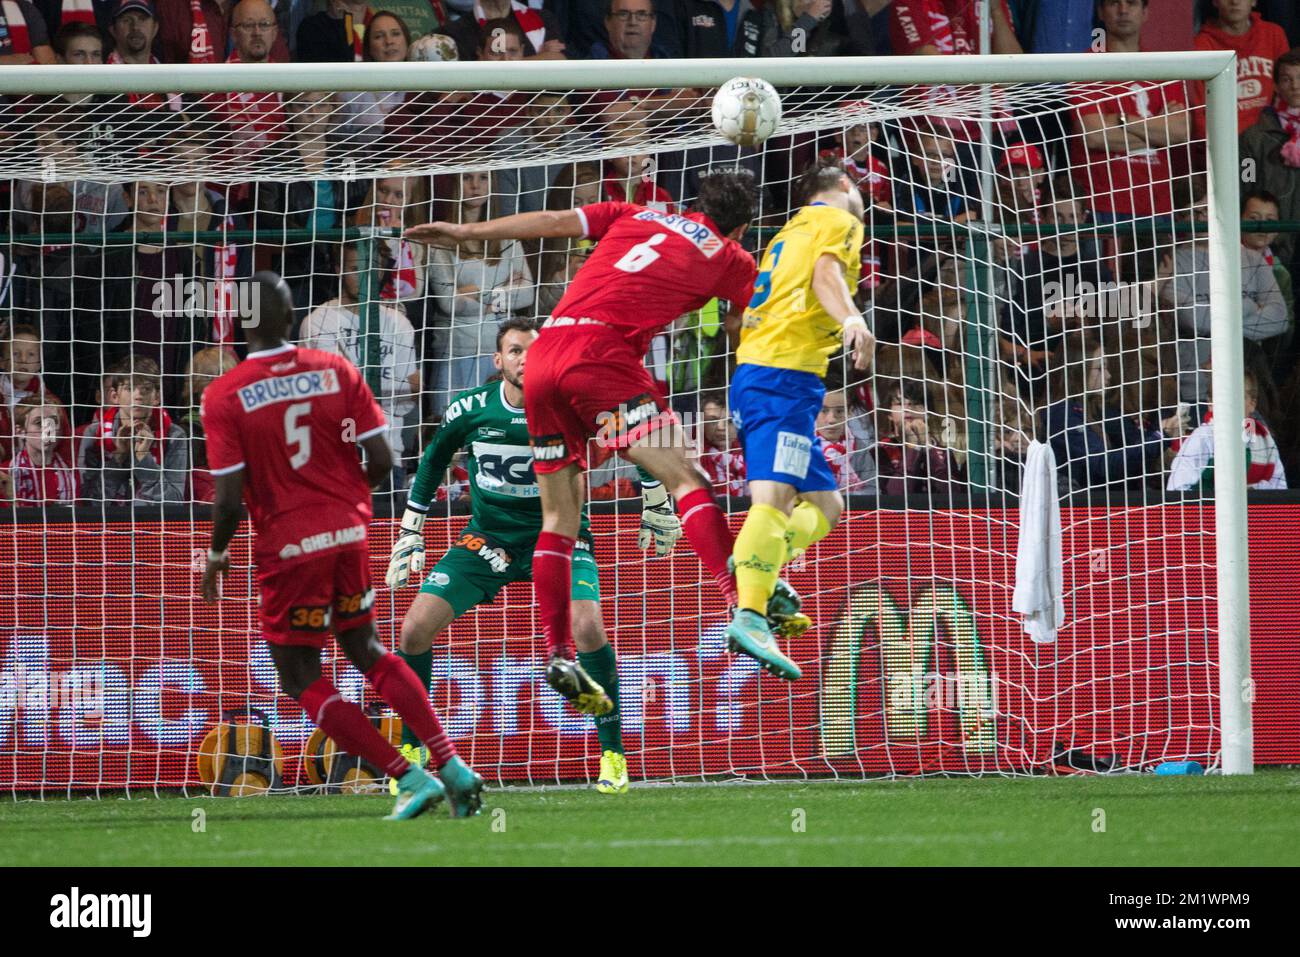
[384,764,446,821]
[438,755,485,818]
[726,608,803,681]
[767,578,812,639]
[727,556,812,638]
[595,750,629,795]
[545,654,613,715]
[388,743,431,797]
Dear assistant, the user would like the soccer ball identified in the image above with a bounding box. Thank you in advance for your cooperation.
[711,77,781,147]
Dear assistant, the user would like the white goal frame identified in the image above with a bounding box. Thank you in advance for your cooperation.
[0,50,1251,774]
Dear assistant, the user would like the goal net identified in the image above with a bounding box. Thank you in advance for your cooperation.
[0,54,1253,796]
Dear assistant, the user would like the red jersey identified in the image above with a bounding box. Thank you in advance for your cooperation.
[1071,69,1187,216]
[550,202,757,358]
[890,0,1014,56]
[200,345,386,568]
[1193,13,1291,134]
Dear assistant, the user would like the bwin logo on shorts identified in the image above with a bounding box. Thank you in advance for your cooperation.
[530,435,567,461]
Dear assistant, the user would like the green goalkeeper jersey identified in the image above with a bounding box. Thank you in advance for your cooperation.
[407,381,591,547]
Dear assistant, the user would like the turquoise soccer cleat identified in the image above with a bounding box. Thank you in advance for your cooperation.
[438,755,485,818]
[385,764,446,821]
[725,608,803,681]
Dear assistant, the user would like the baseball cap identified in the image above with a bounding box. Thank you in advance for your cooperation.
[901,327,943,350]
[999,143,1046,172]
[114,0,157,19]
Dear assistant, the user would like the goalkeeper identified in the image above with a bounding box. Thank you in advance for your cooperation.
[385,318,681,795]
[726,161,874,680]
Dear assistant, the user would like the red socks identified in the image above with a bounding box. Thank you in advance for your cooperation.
[676,487,738,606]
[297,678,408,779]
[533,531,576,658]
[365,654,456,767]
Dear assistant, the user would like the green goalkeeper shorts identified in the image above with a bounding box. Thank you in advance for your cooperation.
[418,525,600,617]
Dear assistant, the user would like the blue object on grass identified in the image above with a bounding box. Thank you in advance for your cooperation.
[1154,761,1205,775]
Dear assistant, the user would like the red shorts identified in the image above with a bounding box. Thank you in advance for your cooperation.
[257,547,375,647]
[525,322,676,474]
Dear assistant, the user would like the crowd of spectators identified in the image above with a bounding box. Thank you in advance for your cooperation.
[4,0,1300,507]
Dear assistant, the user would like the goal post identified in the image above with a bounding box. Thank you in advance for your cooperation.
[0,50,1257,792]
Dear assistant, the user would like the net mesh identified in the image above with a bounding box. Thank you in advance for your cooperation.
[0,72,1245,795]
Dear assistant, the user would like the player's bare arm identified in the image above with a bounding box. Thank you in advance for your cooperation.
[361,432,394,489]
[403,209,585,246]
[811,253,874,371]
[202,469,244,602]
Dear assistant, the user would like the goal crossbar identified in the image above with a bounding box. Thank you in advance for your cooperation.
[0,51,1236,96]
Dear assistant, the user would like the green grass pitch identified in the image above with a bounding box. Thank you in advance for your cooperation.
[3,770,1298,867]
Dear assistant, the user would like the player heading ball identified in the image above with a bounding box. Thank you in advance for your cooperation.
[404,170,807,705]
[726,159,875,679]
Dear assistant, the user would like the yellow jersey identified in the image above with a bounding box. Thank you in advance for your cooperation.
[736,203,863,377]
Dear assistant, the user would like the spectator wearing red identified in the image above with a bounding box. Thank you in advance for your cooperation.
[0,0,57,64]
[153,0,225,63]
[439,0,564,61]
[816,387,864,491]
[217,0,287,154]
[1194,0,1290,134]
[697,392,746,497]
[890,0,1021,56]
[1,397,79,505]
[32,0,99,34]
[105,0,184,110]
[1,324,73,466]
[80,356,188,503]
[1070,0,1190,224]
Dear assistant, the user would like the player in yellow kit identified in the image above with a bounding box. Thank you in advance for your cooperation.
[724,162,875,680]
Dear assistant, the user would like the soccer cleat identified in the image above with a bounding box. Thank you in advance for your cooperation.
[727,556,812,637]
[767,577,812,639]
[595,750,629,795]
[387,743,431,796]
[384,764,446,821]
[438,755,486,818]
[725,608,803,681]
[545,655,613,715]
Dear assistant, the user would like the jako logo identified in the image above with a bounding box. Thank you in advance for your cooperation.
[50,887,151,937]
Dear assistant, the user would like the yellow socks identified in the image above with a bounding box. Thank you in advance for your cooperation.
[785,501,830,565]
[733,504,789,614]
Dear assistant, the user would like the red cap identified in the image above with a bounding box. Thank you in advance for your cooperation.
[999,143,1046,171]
[901,327,943,349]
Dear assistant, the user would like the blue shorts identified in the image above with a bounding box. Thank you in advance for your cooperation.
[729,363,837,493]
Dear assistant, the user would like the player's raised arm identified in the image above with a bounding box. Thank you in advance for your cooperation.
[404,209,586,247]
[811,253,874,371]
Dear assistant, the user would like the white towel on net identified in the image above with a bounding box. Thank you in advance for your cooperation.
[1012,440,1065,644]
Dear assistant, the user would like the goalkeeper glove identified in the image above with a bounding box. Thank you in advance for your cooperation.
[385,507,427,589]
[638,481,681,557]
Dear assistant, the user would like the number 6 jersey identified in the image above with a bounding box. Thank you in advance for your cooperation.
[548,201,757,356]
[200,344,387,568]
